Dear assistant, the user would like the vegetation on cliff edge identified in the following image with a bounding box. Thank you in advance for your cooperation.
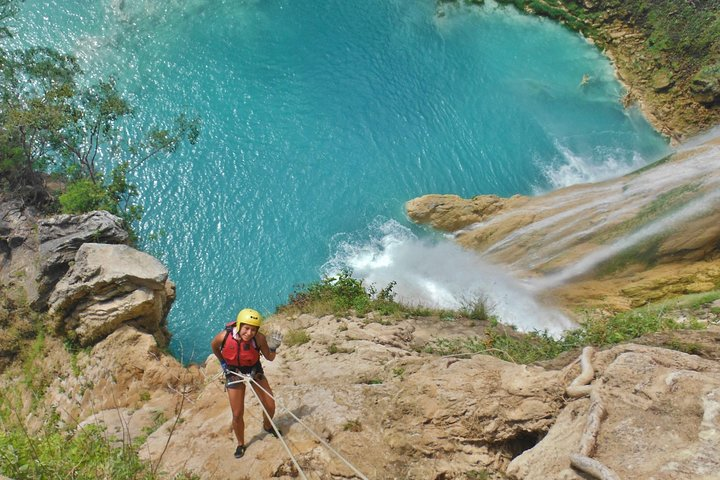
[281,272,718,365]
[0,0,199,240]
[495,0,720,137]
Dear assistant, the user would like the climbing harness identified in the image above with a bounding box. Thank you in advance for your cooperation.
[224,369,369,480]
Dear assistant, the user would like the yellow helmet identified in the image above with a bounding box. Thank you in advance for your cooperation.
[236,308,263,328]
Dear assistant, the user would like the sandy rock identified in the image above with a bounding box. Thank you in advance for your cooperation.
[405,194,525,233]
[46,325,197,424]
[507,344,720,479]
[48,243,175,345]
[33,310,720,480]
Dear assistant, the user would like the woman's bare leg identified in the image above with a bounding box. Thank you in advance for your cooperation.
[227,384,246,446]
[252,377,276,430]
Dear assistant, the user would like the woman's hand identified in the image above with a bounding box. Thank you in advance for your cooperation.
[267,330,284,352]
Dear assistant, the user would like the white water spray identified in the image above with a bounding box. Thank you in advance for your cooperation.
[531,187,720,291]
[324,220,575,335]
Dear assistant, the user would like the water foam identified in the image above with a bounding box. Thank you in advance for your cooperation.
[532,186,720,291]
[538,140,648,191]
[324,220,576,335]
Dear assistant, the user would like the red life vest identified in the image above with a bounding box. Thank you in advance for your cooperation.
[220,322,260,367]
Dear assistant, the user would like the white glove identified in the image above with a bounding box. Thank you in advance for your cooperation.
[267,330,283,352]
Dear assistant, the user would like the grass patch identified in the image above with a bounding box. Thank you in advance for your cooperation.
[424,296,709,364]
[327,343,354,355]
[279,271,406,317]
[342,419,363,432]
[0,290,39,371]
[278,271,492,323]
[662,338,702,355]
[465,470,490,480]
[284,329,311,347]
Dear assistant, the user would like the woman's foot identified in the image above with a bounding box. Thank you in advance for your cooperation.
[234,445,246,458]
[264,425,279,438]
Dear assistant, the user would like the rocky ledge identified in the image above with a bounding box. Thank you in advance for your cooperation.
[3,199,720,479]
[407,134,720,311]
[31,312,720,479]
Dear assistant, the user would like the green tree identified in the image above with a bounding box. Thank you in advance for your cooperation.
[1,0,200,234]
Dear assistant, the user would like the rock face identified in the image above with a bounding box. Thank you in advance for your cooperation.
[0,198,41,302]
[39,312,720,480]
[35,211,128,310]
[48,243,175,346]
[508,344,720,479]
[691,65,720,106]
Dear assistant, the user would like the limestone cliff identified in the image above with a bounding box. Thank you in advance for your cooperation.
[2,199,720,479]
[407,132,720,312]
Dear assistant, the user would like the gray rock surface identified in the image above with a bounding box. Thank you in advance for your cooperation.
[0,198,40,302]
[34,211,128,310]
[48,243,174,346]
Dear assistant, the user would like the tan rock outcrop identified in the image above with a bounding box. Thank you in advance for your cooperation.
[507,343,720,479]
[48,243,175,346]
[39,312,715,480]
[407,135,720,312]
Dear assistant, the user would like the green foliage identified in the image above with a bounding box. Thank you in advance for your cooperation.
[424,299,709,364]
[465,470,490,480]
[662,338,702,355]
[326,343,354,354]
[0,290,37,367]
[342,419,363,432]
[59,178,112,213]
[1,8,200,231]
[284,329,311,347]
[0,393,173,480]
[459,296,491,321]
[279,271,488,323]
[280,270,397,316]
[496,0,720,89]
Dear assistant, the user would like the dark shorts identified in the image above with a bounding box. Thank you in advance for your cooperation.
[225,363,264,389]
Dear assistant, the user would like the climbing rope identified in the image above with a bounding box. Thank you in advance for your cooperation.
[225,369,369,480]
[248,376,370,480]
[226,370,308,479]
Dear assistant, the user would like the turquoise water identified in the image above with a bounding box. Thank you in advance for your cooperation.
[13,0,669,361]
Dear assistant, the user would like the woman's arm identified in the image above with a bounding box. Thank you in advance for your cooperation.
[256,333,277,362]
[210,331,226,363]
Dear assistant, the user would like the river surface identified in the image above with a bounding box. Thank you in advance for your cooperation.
[13,0,670,361]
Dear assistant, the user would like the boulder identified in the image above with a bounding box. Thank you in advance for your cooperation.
[34,211,128,310]
[690,64,720,105]
[651,69,674,92]
[405,193,527,233]
[48,243,174,346]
